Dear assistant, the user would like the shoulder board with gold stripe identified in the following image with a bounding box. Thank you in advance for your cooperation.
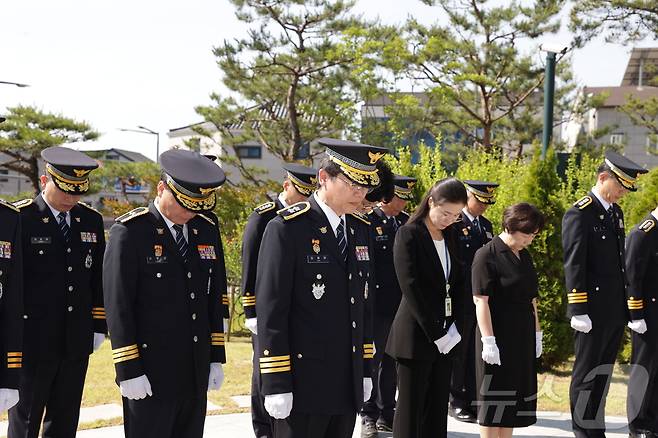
[116,207,149,223]
[574,196,592,210]
[349,212,371,226]
[77,201,102,216]
[197,213,216,226]
[0,198,19,212]
[13,198,33,209]
[639,219,655,233]
[278,201,311,221]
[255,201,276,215]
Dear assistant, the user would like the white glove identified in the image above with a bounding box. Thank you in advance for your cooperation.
[434,331,452,354]
[264,392,293,419]
[535,331,543,358]
[208,362,224,391]
[570,314,593,333]
[443,323,462,353]
[628,319,648,334]
[93,333,105,352]
[245,317,258,335]
[223,318,230,333]
[481,336,501,365]
[363,377,373,402]
[0,388,19,412]
[119,375,153,400]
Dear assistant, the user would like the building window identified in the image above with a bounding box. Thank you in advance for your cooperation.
[647,136,658,152]
[0,168,8,183]
[610,133,625,144]
[235,145,262,159]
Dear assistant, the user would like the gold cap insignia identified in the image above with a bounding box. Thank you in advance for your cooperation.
[368,151,385,164]
[73,169,92,178]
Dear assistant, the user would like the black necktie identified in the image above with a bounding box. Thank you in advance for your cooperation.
[58,212,71,243]
[391,217,399,231]
[472,217,482,236]
[173,224,189,261]
[336,219,347,262]
[607,207,615,227]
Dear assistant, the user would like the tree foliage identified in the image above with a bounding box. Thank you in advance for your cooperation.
[0,106,98,194]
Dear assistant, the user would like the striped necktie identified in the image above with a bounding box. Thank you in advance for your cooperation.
[57,212,71,243]
[336,219,347,262]
[173,224,189,262]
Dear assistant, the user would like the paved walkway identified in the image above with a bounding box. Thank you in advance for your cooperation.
[0,411,625,438]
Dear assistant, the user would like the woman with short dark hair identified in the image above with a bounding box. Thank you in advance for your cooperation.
[385,177,468,438]
[472,202,545,438]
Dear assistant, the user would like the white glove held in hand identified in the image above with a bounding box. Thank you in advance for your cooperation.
[628,319,648,334]
[264,392,293,419]
[93,333,105,352]
[443,323,462,353]
[535,331,543,358]
[0,388,19,412]
[481,336,501,365]
[570,315,593,333]
[120,375,153,400]
[363,377,373,402]
[434,331,452,354]
[245,317,258,335]
[208,363,224,391]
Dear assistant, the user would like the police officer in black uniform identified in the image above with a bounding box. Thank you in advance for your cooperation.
[9,147,106,438]
[0,199,23,414]
[562,151,647,438]
[625,209,658,438]
[255,138,387,438]
[103,149,227,438]
[242,163,316,438]
[449,179,498,423]
[360,175,415,437]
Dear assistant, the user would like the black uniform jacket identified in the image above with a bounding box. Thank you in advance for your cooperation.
[625,214,658,325]
[386,220,464,361]
[16,195,106,363]
[562,192,627,324]
[103,203,226,399]
[368,208,408,317]
[241,199,284,319]
[455,213,493,317]
[255,197,374,415]
[0,200,23,387]
[203,210,230,319]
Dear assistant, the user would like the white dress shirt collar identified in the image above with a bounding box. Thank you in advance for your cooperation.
[42,193,70,226]
[154,198,188,241]
[313,192,344,238]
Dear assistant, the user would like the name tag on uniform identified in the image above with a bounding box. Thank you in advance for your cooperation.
[355,246,370,261]
[30,237,51,244]
[307,255,330,264]
[375,235,388,242]
[197,245,217,260]
[0,241,11,259]
[146,256,168,264]
[80,232,98,243]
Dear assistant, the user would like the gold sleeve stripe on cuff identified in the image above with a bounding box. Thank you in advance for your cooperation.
[7,352,22,357]
[113,352,140,364]
[211,341,225,346]
[260,366,292,374]
[260,360,291,368]
[92,307,105,311]
[569,299,588,304]
[363,353,374,359]
[112,344,139,354]
[112,347,139,356]
[567,292,587,297]
[260,355,290,363]
[113,350,140,360]
[7,364,21,369]
[7,357,22,363]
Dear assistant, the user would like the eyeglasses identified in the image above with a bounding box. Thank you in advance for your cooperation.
[335,174,375,194]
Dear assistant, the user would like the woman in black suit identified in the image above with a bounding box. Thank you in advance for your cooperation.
[385,177,468,438]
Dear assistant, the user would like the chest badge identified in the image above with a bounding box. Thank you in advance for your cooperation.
[156,228,165,235]
[74,217,81,223]
[463,228,469,236]
[42,217,49,224]
[154,245,163,257]
[312,239,320,254]
[319,226,328,234]
[376,227,383,235]
[312,282,325,300]
[192,228,198,235]
[197,245,217,260]
[0,241,11,259]
[85,254,93,269]
[355,246,370,261]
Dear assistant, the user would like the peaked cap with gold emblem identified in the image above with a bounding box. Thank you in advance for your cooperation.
[464,180,499,205]
[393,175,417,201]
[160,149,226,212]
[604,150,647,192]
[42,146,99,194]
[317,137,388,188]
[282,163,317,196]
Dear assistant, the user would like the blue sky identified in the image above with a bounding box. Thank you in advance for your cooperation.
[1,0,656,160]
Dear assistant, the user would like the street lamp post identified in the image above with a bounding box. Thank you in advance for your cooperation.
[119,126,160,163]
[539,44,568,159]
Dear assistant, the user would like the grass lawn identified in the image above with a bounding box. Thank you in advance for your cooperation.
[0,338,631,429]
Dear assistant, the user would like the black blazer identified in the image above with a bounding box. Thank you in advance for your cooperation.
[386,220,463,361]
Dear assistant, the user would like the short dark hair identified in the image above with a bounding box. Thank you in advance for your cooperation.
[502,203,545,234]
[318,158,342,179]
[408,178,467,224]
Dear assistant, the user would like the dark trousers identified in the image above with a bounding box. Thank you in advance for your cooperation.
[8,357,89,438]
[627,330,658,434]
[123,394,207,438]
[361,313,396,426]
[273,411,356,438]
[570,324,624,438]
[393,355,452,438]
[251,333,274,437]
[449,313,477,412]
